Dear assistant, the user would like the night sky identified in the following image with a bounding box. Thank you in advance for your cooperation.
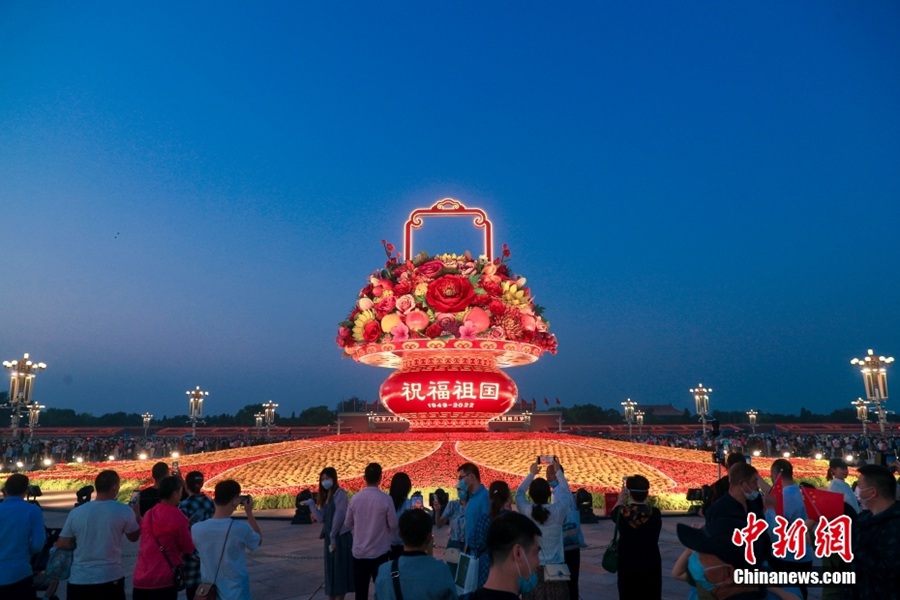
[1,2,898,421]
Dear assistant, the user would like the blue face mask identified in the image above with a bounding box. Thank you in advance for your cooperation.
[688,552,731,591]
[515,551,538,594]
[456,480,469,501]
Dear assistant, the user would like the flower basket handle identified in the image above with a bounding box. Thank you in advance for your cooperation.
[404,199,493,262]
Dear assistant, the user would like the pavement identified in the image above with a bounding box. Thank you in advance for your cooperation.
[33,490,823,600]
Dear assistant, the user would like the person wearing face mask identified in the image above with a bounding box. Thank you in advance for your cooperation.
[306,467,353,600]
[474,512,543,600]
[852,464,900,599]
[705,463,772,568]
[545,463,585,600]
[761,460,812,600]
[434,491,466,551]
[674,518,800,600]
[457,462,488,554]
[611,474,661,600]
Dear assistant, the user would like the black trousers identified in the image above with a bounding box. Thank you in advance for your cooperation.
[564,547,581,600]
[353,552,389,599]
[0,576,36,600]
[67,578,126,600]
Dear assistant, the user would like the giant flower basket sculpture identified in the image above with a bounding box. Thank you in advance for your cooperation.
[337,200,558,430]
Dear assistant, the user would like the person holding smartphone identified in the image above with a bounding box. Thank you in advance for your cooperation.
[388,472,413,559]
[515,458,571,599]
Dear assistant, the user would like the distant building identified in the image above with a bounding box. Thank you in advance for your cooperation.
[638,403,686,423]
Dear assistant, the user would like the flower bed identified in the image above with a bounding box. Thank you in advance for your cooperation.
[28,432,832,509]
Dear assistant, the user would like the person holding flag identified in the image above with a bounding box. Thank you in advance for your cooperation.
[761,459,812,600]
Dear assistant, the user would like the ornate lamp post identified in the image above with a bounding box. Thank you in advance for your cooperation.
[3,353,47,440]
[621,398,637,439]
[852,398,869,436]
[254,412,264,436]
[746,409,758,434]
[691,384,712,435]
[263,400,278,439]
[186,386,208,438]
[635,410,645,435]
[27,402,43,442]
[142,413,153,438]
[851,349,894,435]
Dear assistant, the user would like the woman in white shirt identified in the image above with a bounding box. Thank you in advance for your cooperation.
[515,459,570,600]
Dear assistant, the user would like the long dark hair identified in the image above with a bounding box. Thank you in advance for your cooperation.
[529,477,551,524]
[389,472,412,511]
[317,467,339,509]
[488,481,510,519]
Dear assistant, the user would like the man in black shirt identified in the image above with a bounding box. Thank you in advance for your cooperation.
[137,461,169,516]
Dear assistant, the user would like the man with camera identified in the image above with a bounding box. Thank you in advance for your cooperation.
[190,480,261,600]
[0,473,47,600]
[374,507,457,599]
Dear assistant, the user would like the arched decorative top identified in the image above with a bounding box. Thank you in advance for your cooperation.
[404,199,493,261]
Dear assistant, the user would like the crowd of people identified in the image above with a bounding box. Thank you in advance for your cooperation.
[0,435,280,470]
[610,431,900,461]
[1,443,900,599]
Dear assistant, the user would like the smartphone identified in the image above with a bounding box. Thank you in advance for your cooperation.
[428,493,437,507]
[412,494,424,509]
[239,494,250,505]
[129,491,140,506]
[537,455,557,465]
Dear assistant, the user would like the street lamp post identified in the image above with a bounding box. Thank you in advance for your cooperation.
[254,412,264,436]
[186,386,209,439]
[691,384,712,435]
[851,349,894,435]
[2,353,47,440]
[621,398,637,439]
[852,398,869,436]
[263,400,278,440]
[27,402,43,442]
[746,410,758,434]
[142,413,153,439]
[635,410,645,435]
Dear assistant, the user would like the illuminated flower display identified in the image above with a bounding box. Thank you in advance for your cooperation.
[335,200,558,430]
[337,242,557,354]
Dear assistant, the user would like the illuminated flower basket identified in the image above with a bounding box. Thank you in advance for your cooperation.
[337,200,557,430]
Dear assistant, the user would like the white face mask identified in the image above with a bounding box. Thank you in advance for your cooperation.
[855,485,873,505]
[744,490,760,501]
[321,478,334,490]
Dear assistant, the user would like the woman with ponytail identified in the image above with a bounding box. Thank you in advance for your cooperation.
[471,481,513,588]
[515,459,571,600]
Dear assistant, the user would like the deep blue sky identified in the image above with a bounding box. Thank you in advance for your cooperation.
[1,2,898,420]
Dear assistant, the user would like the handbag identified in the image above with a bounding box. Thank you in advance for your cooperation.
[453,552,480,595]
[544,563,571,581]
[149,510,186,591]
[601,511,619,573]
[196,520,233,600]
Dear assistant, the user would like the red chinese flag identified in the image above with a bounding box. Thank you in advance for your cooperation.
[544,397,550,406]
[556,398,561,405]
[801,487,844,521]
[771,474,784,517]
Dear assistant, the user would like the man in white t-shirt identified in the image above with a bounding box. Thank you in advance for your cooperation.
[57,469,141,600]
[191,479,262,600]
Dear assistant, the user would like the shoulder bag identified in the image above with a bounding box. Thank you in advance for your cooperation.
[149,509,186,590]
[601,510,619,573]
[195,520,233,600]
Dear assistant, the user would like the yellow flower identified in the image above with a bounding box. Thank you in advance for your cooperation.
[501,281,529,307]
[352,309,377,341]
